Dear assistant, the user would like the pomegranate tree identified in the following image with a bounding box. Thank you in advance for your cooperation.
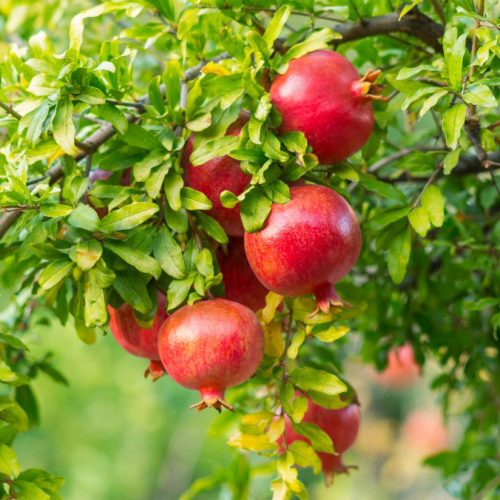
[158,299,264,411]
[244,185,361,312]
[108,294,168,380]
[270,50,382,164]
[218,238,268,311]
[282,401,361,484]
[183,113,250,236]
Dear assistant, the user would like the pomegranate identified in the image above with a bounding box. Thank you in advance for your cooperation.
[371,344,421,389]
[108,293,168,380]
[183,113,250,236]
[270,50,383,164]
[158,299,264,411]
[244,185,361,312]
[403,409,447,456]
[218,238,269,311]
[282,401,361,484]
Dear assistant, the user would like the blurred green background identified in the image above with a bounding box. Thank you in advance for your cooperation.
[14,313,454,500]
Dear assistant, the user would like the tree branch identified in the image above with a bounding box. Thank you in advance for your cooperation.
[331,10,444,52]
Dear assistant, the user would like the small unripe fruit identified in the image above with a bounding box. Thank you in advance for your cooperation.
[244,185,361,312]
[158,299,264,411]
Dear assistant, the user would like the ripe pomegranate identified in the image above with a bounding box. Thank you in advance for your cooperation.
[282,401,361,485]
[108,293,168,380]
[218,238,269,311]
[403,409,447,456]
[270,50,383,164]
[183,113,250,236]
[244,185,361,313]
[371,344,421,389]
[158,299,264,411]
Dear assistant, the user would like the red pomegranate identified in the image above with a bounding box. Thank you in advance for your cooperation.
[282,401,361,484]
[158,299,264,411]
[183,113,250,236]
[244,185,361,313]
[270,50,383,164]
[108,293,168,380]
[403,409,447,456]
[371,344,421,389]
[218,238,269,311]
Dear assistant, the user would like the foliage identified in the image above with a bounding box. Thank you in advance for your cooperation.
[0,0,498,499]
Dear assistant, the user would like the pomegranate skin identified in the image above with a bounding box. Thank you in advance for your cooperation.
[218,238,269,311]
[282,402,361,485]
[158,299,264,411]
[270,50,374,164]
[108,294,168,361]
[244,185,361,311]
[183,113,250,236]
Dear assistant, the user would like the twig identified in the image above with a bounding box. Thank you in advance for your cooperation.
[105,99,146,110]
[347,0,364,23]
[412,164,443,208]
[429,0,446,24]
[368,146,446,173]
[0,101,21,120]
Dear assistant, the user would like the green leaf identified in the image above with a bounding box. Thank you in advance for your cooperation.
[289,367,347,396]
[105,241,161,279]
[240,188,272,233]
[165,171,184,211]
[419,89,449,118]
[312,324,349,343]
[180,187,213,210]
[163,60,183,111]
[442,104,466,149]
[279,29,341,70]
[148,75,165,114]
[68,204,100,232]
[443,148,462,175]
[40,203,73,217]
[196,248,214,277]
[153,226,186,279]
[0,397,29,432]
[11,480,50,500]
[399,0,422,19]
[262,181,290,204]
[78,86,105,105]
[53,97,77,154]
[196,212,228,244]
[387,224,412,284]
[443,28,467,91]
[367,206,411,231]
[263,5,291,48]
[100,202,159,232]
[228,433,277,452]
[422,185,445,227]
[99,104,128,134]
[70,240,102,271]
[463,84,497,108]
[288,441,322,474]
[358,173,408,203]
[133,150,165,182]
[292,422,334,454]
[84,268,107,327]
[167,275,195,310]
[189,136,240,166]
[19,100,51,146]
[38,259,73,290]
[113,272,152,315]
[408,207,431,237]
[0,444,19,478]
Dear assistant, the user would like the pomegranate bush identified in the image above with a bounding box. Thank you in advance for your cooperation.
[0,0,498,498]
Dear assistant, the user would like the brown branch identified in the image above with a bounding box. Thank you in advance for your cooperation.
[332,10,444,52]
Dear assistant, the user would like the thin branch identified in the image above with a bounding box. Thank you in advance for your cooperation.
[105,99,146,110]
[368,146,445,173]
[429,0,446,24]
[411,164,442,208]
[0,101,21,120]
